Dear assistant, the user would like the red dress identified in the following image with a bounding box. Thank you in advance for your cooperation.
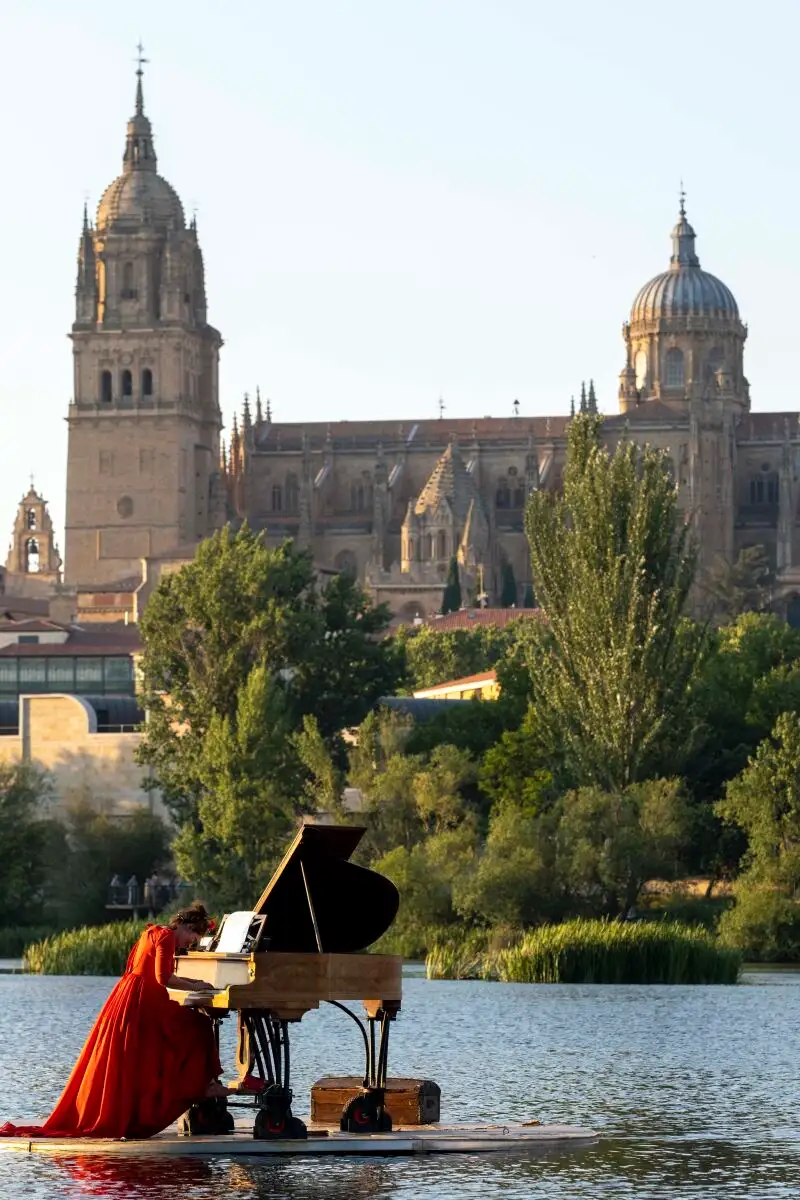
[0,925,222,1139]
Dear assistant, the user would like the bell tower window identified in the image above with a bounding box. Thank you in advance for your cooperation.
[142,368,153,397]
[100,370,113,403]
[635,350,648,390]
[664,348,685,388]
[121,369,133,397]
[26,509,37,530]
[25,539,40,573]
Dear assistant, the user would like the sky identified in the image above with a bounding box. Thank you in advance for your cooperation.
[2,0,799,555]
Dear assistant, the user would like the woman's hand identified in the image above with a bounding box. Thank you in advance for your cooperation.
[166,973,214,992]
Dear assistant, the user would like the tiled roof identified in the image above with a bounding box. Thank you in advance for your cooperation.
[0,622,142,657]
[418,608,543,631]
[255,415,570,453]
[414,670,497,696]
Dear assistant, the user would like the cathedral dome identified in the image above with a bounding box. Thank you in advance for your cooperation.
[95,69,185,232]
[630,202,739,323]
[97,169,184,231]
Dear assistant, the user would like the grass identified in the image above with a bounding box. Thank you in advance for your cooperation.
[23,920,148,976]
[427,919,742,985]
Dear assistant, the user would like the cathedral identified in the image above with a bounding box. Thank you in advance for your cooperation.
[4,65,800,626]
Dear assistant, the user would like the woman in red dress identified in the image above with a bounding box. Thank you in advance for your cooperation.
[0,904,228,1139]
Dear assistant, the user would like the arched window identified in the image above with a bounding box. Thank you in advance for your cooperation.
[664,348,685,388]
[271,484,283,512]
[285,474,299,513]
[141,368,153,397]
[26,509,36,530]
[121,369,132,397]
[427,533,435,560]
[122,261,135,299]
[407,537,414,562]
[437,530,447,560]
[25,538,40,574]
[100,370,113,403]
[496,480,511,509]
[635,350,648,390]
[512,485,526,508]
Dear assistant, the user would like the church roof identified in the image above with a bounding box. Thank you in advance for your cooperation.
[414,443,482,522]
[254,416,569,453]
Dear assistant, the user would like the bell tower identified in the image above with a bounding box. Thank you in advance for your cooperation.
[4,482,62,595]
[64,52,223,587]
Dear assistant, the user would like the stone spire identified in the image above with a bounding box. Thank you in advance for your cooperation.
[670,189,700,269]
[255,386,263,425]
[123,45,157,175]
[587,379,597,414]
[580,381,587,414]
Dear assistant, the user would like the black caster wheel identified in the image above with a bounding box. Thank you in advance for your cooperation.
[178,1098,234,1136]
[253,1108,307,1140]
[340,1093,392,1134]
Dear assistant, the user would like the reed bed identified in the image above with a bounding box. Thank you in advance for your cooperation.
[0,926,52,958]
[425,932,489,980]
[23,920,148,976]
[427,919,741,985]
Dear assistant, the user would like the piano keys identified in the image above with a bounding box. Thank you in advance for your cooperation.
[171,821,403,1139]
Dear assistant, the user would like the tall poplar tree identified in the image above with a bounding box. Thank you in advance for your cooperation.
[524,413,706,789]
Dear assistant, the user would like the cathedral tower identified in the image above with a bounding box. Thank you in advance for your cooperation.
[64,57,223,587]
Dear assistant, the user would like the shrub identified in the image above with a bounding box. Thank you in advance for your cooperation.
[24,920,148,976]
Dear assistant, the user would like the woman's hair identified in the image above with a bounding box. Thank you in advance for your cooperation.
[168,903,211,934]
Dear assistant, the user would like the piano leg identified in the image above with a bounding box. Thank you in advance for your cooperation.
[239,1011,308,1140]
[339,1008,394,1134]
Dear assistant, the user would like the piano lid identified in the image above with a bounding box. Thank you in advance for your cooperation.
[252,822,399,954]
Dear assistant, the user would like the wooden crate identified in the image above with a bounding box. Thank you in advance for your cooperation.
[310,1076,441,1126]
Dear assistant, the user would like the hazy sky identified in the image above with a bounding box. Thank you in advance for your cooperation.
[1,0,798,553]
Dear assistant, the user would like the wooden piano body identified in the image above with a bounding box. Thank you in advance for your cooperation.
[172,822,402,1139]
[172,949,402,1021]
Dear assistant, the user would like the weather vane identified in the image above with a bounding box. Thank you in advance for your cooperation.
[135,40,148,76]
[438,396,445,420]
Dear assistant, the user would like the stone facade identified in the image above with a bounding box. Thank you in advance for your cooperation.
[63,64,223,589]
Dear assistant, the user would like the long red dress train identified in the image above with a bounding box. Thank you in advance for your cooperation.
[0,925,222,1139]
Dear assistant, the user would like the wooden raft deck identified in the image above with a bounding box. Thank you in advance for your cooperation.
[0,1122,597,1158]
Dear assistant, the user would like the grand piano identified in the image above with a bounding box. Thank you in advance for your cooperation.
[171,821,403,1139]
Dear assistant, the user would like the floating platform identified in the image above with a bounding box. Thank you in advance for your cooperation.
[0,1122,596,1158]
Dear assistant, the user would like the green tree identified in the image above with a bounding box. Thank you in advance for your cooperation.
[0,765,53,925]
[683,613,800,876]
[441,557,462,615]
[52,802,170,927]
[137,526,401,824]
[524,412,705,790]
[172,668,303,908]
[717,713,800,959]
[555,779,689,919]
[396,620,530,691]
[499,561,518,608]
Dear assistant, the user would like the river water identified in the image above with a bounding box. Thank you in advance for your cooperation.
[1,966,799,1199]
